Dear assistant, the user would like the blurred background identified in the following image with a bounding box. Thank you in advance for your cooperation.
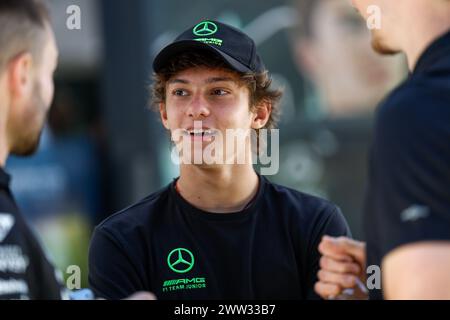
[5,0,407,288]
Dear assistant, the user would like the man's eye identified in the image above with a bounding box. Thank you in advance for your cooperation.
[212,89,228,96]
[173,89,188,96]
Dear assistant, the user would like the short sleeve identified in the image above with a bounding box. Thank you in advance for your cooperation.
[367,86,450,259]
[305,206,352,299]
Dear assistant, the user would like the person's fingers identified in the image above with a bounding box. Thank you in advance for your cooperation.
[318,238,353,262]
[335,236,366,263]
[319,236,366,265]
[317,269,358,289]
[124,291,157,300]
[320,255,361,275]
[314,281,342,300]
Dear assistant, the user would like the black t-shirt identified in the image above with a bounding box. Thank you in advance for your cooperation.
[0,168,63,300]
[89,175,351,300]
[274,117,373,240]
[364,30,450,299]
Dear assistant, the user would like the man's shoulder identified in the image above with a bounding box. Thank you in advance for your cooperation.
[263,178,351,239]
[95,183,172,234]
[375,77,450,138]
[264,178,341,219]
[0,189,18,213]
[379,76,450,120]
[0,190,30,243]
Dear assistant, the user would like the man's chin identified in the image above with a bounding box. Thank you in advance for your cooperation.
[371,33,400,55]
[10,135,41,157]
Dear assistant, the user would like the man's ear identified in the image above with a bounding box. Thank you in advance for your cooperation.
[8,52,34,100]
[251,100,272,129]
[159,102,170,130]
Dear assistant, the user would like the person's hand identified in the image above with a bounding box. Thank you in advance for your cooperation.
[124,291,157,300]
[315,236,368,300]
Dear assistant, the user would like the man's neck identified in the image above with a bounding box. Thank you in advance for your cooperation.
[0,146,8,167]
[0,118,9,167]
[177,164,259,213]
[0,85,10,167]
[403,12,450,71]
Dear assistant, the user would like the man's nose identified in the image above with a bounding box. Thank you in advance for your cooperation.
[186,93,210,119]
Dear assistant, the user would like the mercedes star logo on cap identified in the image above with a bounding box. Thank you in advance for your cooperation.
[193,21,218,36]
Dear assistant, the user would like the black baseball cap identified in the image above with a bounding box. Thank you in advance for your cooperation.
[153,20,265,74]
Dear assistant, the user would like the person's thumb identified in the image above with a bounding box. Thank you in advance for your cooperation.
[320,235,366,265]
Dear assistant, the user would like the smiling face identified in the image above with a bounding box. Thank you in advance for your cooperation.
[159,66,269,166]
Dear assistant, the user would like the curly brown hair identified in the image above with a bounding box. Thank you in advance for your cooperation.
[150,50,283,130]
